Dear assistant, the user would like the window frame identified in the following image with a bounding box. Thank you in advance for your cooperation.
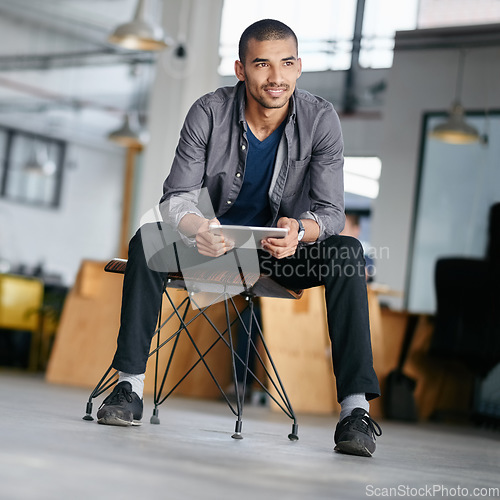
[0,126,66,209]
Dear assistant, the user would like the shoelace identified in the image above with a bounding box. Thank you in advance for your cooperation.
[351,412,383,440]
[99,384,132,409]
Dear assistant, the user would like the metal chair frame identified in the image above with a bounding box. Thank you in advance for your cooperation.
[83,257,299,441]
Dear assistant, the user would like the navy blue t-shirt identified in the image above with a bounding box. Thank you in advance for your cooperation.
[219,120,286,226]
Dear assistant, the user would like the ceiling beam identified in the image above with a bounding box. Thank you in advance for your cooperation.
[0,2,115,50]
[395,23,500,51]
[0,49,155,72]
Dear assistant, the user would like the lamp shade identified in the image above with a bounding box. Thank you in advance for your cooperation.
[24,141,57,176]
[108,114,148,148]
[108,0,171,51]
[24,157,45,174]
[429,103,480,145]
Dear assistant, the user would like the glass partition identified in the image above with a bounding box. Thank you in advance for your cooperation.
[406,112,500,313]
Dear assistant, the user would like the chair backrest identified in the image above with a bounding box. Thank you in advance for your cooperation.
[430,202,500,377]
[432,257,500,377]
[0,274,44,331]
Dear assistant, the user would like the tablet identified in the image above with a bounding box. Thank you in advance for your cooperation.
[208,224,288,249]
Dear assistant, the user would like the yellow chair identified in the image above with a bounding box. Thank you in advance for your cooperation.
[0,274,44,371]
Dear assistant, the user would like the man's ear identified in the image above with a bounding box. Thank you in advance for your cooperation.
[234,60,245,82]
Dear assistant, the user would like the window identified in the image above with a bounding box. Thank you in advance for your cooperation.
[344,156,382,199]
[359,0,419,68]
[218,0,419,74]
[0,127,66,208]
[218,0,357,75]
[219,1,500,73]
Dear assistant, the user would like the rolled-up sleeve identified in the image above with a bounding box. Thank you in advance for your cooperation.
[159,100,212,241]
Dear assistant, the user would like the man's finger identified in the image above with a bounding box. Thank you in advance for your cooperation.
[262,241,297,259]
[266,236,288,247]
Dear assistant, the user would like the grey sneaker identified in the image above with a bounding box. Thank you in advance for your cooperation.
[97,381,143,426]
[334,408,382,457]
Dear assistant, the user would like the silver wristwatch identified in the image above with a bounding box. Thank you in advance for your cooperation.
[296,218,305,241]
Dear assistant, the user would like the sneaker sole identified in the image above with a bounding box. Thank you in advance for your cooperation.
[334,441,373,457]
[97,415,142,427]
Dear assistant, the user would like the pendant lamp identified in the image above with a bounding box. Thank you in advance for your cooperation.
[108,114,148,148]
[108,0,171,51]
[429,50,479,145]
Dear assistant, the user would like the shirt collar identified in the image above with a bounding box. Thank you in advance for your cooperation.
[236,81,247,127]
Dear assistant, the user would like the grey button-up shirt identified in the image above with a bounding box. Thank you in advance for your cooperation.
[160,81,345,244]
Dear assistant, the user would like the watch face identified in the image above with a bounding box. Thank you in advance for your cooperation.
[296,219,305,240]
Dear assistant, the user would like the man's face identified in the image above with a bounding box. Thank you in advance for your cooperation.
[235,37,302,110]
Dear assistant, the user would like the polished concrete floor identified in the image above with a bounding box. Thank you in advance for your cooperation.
[1,371,499,500]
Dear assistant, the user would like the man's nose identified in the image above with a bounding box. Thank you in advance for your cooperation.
[267,66,282,84]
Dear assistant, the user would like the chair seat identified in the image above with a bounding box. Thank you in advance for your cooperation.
[104,258,302,300]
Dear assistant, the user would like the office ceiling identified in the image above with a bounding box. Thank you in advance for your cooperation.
[2,0,500,150]
[0,0,162,147]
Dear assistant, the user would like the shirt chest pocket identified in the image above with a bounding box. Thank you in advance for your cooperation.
[282,157,311,199]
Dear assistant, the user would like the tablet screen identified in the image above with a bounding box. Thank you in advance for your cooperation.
[208,224,288,249]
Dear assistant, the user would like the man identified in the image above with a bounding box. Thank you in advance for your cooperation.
[97,19,382,457]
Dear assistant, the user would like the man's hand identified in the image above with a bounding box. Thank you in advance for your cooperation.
[261,217,300,259]
[178,214,234,257]
[195,218,234,257]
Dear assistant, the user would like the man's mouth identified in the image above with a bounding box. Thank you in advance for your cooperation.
[264,86,288,97]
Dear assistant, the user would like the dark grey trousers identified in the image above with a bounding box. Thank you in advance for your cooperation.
[112,224,380,403]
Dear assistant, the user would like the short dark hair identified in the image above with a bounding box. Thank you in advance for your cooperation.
[238,19,298,64]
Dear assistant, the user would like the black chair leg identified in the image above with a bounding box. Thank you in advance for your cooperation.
[245,304,299,441]
[150,407,160,425]
[83,284,299,441]
[150,289,191,425]
[289,423,299,441]
[83,401,94,421]
[82,365,118,421]
[223,294,245,439]
[232,420,243,439]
